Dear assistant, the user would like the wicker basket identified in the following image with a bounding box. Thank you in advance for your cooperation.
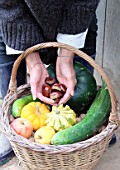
[0,42,120,170]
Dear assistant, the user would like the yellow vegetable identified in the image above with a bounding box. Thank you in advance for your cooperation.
[21,102,50,131]
[46,104,76,131]
[34,126,56,144]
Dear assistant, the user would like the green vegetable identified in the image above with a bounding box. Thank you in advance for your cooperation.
[51,81,111,145]
[47,61,97,112]
[12,95,33,117]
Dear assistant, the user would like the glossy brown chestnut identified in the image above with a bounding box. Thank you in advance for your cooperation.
[50,91,63,100]
[45,77,55,85]
[42,83,51,97]
[59,84,67,93]
[54,97,61,103]
[51,83,61,91]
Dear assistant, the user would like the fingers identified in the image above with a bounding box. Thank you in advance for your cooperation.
[30,63,49,100]
[58,91,71,105]
[30,81,38,100]
[58,76,77,104]
[37,92,57,106]
[58,85,74,105]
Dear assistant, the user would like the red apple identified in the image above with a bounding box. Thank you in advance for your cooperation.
[10,118,33,138]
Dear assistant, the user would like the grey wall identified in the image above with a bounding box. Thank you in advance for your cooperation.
[95,0,120,103]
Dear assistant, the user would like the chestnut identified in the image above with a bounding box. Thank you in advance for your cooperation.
[54,97,61,103]
[42,77,67,104]
[59,84,67,93]
[51,83,61,91]
[45,77,55,85]
[42,83,51,97]
[50,91,63,100]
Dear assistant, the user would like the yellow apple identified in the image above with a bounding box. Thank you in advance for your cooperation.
[34,126,55,144]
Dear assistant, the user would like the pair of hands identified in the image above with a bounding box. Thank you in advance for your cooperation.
[26,49,77,106]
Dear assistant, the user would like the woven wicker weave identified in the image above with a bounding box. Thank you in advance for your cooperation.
[0,42,120,170]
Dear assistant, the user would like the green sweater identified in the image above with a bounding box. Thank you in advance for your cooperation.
[0,0,99,51]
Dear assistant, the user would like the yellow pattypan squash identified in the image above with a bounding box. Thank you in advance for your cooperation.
[46,104,76,131]
[21,102,50,131]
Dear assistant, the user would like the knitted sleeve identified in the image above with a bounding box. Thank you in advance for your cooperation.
[57,0,100,34]
[0,0,44,51]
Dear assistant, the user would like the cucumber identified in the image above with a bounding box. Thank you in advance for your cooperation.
[12,95,33,118]
[51,82,111,145]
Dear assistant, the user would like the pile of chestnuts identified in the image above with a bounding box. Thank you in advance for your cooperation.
[42,77,67,103]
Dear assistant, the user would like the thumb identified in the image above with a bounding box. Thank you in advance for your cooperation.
[67,83,75,96]
[67,88,74,96]
[70,90,74,96]
[31,82,38,100]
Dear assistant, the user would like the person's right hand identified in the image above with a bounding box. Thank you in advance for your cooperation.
[26,52,56,105]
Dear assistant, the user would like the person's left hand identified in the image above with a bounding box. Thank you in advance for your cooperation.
[56,48,77,105]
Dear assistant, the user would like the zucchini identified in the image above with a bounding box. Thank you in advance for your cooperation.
[12,95,33,118]
[51,82,111,145]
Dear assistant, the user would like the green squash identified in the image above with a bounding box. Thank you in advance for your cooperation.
[47,61,97,112]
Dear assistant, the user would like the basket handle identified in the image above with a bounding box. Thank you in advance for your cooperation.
[8,42,119,125]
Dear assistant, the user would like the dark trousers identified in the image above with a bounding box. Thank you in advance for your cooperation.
[0,30,27,161]
[0,30,27,99]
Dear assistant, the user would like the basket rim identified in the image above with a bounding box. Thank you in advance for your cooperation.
[0,121,117,154]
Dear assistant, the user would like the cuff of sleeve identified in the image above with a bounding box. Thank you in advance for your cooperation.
[6,45,23,55]
[57,29,88,49]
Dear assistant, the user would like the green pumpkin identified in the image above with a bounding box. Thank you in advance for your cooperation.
[47,61,97,112]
